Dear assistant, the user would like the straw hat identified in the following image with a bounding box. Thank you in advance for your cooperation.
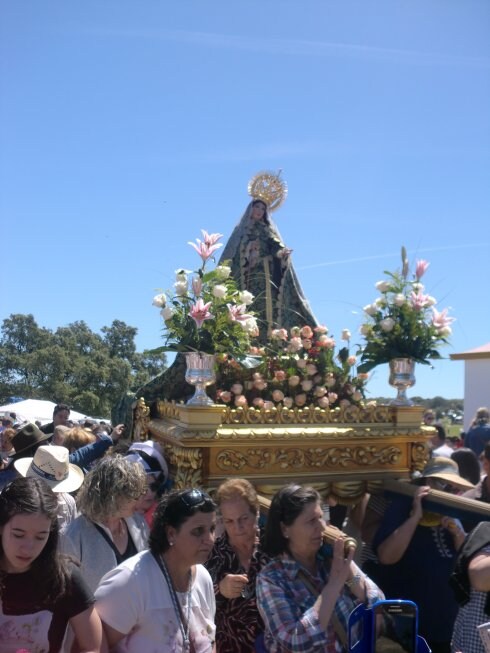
[421,456,475,491]
[14,445,84,493]
[11,422,52,455]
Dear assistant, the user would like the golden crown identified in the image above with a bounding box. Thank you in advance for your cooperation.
[247,170,288,213]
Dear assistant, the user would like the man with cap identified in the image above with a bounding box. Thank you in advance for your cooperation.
[373,457,475,653]
[125,440,170,527]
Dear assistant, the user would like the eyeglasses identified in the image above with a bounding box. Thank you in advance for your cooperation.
[180,488,211,508]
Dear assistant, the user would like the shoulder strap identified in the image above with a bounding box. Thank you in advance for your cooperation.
[297,569,348,650]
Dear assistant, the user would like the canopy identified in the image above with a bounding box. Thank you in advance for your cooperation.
[0,399,91,426]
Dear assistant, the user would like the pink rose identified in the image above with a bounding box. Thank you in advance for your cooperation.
[219,391,232,403]
[263,401,274,410]
[288,337,302,353]
[254,379,267,391]
[314,386,327,397]
[253,397,264,408]
[231,383,243,395]
[328,392,338,404]
[314,325,328,334]
[347,356,357,366]
[318,396,329,408]
[306,363,317,376]
[234,395,248,407]
[272,389,285,402]
[300,326,314,339]
[274,370,286,381]
[301,379,313,392]
[288,375,300,387]
[283,397,294,408]
[295,393,307,407]
[297,358,307,369]
[302,338,312,350]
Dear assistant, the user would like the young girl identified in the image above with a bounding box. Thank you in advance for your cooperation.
[0,476,104,653]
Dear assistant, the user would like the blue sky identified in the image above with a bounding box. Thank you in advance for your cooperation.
[1,1,489,401]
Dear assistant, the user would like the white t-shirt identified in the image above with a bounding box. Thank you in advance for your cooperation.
[95,550,216,653]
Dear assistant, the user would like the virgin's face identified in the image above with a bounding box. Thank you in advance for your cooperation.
[0,512,51,573]
[167,511,216,566]
[220,498,257,548]
[282,500,325,559]
[251,203,266,221]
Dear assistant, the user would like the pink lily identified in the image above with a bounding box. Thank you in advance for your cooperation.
[188,237,223,261]
[410,290,431,311]
[432,307,455,330]
[415,259,430,280]
[201,230,223,246]
[227,303,253,322]
[189,298,214,328]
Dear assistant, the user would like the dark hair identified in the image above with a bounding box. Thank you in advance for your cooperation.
[434,424,446,442]
[263,484,321,557]
[53,403,70,416]
[149,488,216,555]
[451,448,481,485]
[0,477,69,602]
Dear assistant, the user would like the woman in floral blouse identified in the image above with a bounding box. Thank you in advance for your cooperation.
[205,478,270,652]
[256,484,383,653]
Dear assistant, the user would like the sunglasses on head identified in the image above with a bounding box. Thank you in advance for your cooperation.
[180,488,211,508]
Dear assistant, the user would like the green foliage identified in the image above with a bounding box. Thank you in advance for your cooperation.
[0,314,167,416]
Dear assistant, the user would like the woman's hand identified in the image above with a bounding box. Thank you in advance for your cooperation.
[329,537,355,590]
[219,573,249,599]
[410,485,430,522]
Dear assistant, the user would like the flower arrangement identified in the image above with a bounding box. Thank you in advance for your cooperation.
[214,325,368,410]
[357,247,454,374]
[152,230,258,361]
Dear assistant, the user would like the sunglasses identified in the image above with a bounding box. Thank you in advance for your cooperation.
[180,488,211,508]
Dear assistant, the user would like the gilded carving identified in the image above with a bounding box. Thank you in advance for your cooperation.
[163,444,203,489]
[132,397,150,442]
[215,445,401,472]
[411,442,430,473]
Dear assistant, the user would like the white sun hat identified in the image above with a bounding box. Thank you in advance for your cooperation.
[14,444,84,493]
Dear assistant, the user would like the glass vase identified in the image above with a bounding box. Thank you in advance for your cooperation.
[184,352,216,406]
[388,358,416,406]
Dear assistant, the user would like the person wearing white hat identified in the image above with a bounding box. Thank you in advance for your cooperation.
[125,440,170,528]
[14,445,84,530]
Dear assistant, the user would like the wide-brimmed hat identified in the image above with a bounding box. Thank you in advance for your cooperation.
[421,456,475,491]
[14,445,84,493]
[126,440,168,481]
[11,422,52,455]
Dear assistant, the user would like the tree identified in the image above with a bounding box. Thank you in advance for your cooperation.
[0,314,167,417]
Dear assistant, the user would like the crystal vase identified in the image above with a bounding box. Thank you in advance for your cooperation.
[184,352,216,406]
[388,358,416,406]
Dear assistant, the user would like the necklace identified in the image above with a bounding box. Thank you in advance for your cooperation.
[157,554,192,652]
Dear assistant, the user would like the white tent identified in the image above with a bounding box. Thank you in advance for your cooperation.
[0,399,91,425]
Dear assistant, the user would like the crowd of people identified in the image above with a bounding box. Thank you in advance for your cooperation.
[1,402,490,652]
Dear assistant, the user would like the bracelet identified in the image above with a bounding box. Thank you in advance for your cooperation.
[345,573,362,588]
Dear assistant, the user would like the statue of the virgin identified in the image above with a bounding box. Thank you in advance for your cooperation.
[219,171,318,342]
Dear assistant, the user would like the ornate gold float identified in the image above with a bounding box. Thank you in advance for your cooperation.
[132,398,431,503]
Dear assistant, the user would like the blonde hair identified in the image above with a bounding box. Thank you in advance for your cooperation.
[63,427,96,452]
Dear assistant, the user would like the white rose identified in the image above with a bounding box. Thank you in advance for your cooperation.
[175,269,189,282]
[301,379,313,392]
[437,326,452,337]
[237,290,254,305]
[360,324,372,336]
[174,280,188,296]
[393,294,406,307]
[152,293,166,308]
[215,265,231,280]
[160,306,174,321]
[305,363,317,375]
[426,295,437,307]
[212,284,227,299]
[375,280,391,293]
[341,329,351,341]
[283,397,294,408]
[380,317,396,332]
[297,359,307,369]
[375,297,386,308]
[314,386,327,397]
[231,383,243,395]
[242,317,259,335]
[363,303,378,317]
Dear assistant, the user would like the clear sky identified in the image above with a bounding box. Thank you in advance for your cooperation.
[1,1,489,401]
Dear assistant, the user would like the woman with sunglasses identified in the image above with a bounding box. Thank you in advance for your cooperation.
[95,488,217,653]
[256,484,383,653]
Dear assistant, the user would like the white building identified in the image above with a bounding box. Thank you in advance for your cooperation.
[450,343,490,433]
